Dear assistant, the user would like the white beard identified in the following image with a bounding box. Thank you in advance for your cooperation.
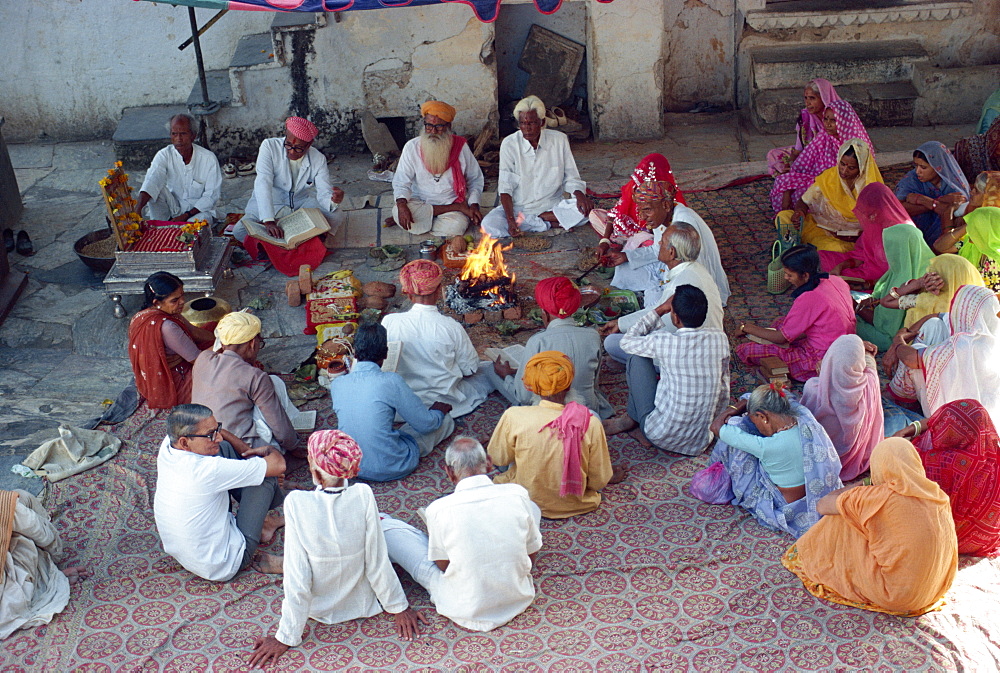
[419,130,453,176]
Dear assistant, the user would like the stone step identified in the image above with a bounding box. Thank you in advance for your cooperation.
[229,33,276,70]
[112,104,189,170]
[187,69,233,109]
[751,40,927,91]
[753,81,920,133]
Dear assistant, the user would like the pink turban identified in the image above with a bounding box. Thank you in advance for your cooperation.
[420,101,456,123]
[285,116,318,143]
[307,430,362,480]
[399,259,444,295]
[534,276,582,318]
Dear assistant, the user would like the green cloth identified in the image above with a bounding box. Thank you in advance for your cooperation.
[859,224,934,350]
[958,206,1000,268]
[977,89,1000,135]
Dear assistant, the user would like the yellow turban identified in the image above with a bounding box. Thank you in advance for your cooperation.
[523,351,575,397]
[399,259,443,295]
[420,101,456,123]
[215,311,261,347]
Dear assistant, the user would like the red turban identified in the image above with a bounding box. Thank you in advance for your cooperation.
[420,101,456,123]
[307,430,362,480]
[285,116,318,143]
[534,276,582,318]
[399,259,443,295]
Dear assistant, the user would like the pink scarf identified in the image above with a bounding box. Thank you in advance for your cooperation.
[540,401,592,497]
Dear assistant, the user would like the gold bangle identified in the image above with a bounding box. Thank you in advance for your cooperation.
[889,287,900,299]
[727,405,738,410]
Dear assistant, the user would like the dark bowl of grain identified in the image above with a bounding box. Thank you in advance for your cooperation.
[74,229,117,273]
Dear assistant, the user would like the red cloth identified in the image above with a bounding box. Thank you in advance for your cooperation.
[607,154,687,237]
[539,401,592,498]
[127,309,201,409]
[131,222,193,252]
[916,399,1000,557]
[308,429,363,480]
[534,276,581,318]
[242,234,328,277]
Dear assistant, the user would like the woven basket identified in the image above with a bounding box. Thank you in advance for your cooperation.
[766,240,789,295]
[774,213,800,254]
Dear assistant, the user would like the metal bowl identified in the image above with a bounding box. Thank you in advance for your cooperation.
[73,229,116,273]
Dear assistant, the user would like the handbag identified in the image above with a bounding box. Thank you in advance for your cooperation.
[774,213,800,253]
[766,240,790,295]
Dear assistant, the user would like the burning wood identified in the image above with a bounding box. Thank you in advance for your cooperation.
[445,235,517,314]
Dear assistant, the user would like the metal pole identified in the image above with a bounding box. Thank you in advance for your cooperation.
[188,7,211,108]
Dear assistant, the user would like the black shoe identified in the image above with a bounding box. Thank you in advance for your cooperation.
[2,229,12,253]
[15,230,34,256]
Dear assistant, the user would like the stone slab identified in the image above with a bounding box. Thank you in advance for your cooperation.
[8,143,54,169]
[71,298,134,358]
[13,168,55,195]
[187,69,233,108]
[10,283,106,326]
[30,261,107,289]
[29,356,132,403]
[0,455,45,496]
[230,33,275,69]
[51,141,115,171]
[751,40,927,91]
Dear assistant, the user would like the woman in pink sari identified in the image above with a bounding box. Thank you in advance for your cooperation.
[800,334,883,480]
[767,79,842,177]
[819,183,915,288]
[770,99,873,213]
[589,153,687,239]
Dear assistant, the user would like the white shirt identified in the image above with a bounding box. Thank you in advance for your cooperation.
[246,137,334,222]
[425,475,542,631]
[392,136,484,206]
[382,304,485,417]
[275,485,409,646]
[153,436,266,581]
[139,144,222,219]
[624,204,731,307]
[617,261,724,333]
[497,129,585,214]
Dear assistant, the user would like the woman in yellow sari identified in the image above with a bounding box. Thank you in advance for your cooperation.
[782,438,957,616]
[780,139,883,253]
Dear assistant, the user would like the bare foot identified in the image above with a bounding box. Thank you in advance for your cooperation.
[62,566,92,585]
[627,427,653,448]
[384,216,397,228]
[608,464,628,484]
[603,413,637,436]
[260,513,285,545]
[253,553,284,575]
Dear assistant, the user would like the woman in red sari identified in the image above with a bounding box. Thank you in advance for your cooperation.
[896,398,1000,557]
[127,272,214,409]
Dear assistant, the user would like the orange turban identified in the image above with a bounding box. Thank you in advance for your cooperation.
[308,429,362,480]
[534,276,582,318]
[523,351,575,397]
[420,101,456,123]
[399,259,444,295]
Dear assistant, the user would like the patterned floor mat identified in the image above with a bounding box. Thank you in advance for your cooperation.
[4,169,999,671]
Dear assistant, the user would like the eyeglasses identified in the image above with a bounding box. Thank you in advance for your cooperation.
[185,422,222,441]
[283,142,309,154]
[424,122,449,132]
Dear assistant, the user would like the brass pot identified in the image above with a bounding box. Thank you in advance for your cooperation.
[182,296,232,330]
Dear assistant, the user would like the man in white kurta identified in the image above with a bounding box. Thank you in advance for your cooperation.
[391,100,485,237]
[382,260,494,418]
[233,116,344,243]
[382,437,543,631]
[481,96,591,238]
[136,113,222,224]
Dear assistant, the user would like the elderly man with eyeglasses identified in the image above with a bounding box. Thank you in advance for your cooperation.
[154,403,286,580]
[233,116,345,257]
[389,101,485,237]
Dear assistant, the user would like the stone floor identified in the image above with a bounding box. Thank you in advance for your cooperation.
[0,113,970,496]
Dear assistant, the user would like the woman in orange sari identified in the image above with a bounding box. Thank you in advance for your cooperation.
[782,438,957,616]
[127,272,214,409]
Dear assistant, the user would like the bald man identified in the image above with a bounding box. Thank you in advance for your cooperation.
[390,101,485,237]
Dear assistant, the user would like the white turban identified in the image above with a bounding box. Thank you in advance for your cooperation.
[513,95,546,121]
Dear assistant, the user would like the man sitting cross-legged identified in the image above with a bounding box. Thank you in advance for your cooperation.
[488,351,619,519]
[488,276,613,419]
[383,260,494,418]
[330,321,455,482]
[247,430,427,669]
[382,437,543,631]
[604,284,730,455]
[154,404,286,581]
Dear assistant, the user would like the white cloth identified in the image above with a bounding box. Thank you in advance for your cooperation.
[391,199,470,238]
[275,485,409,647]
[153,436,266,581]
[392,137,484,207]
[382,304,491,417]
[480,199,586,238]
[382,475,542,631]
[612,204,730,306]
[617,261,724,333]
[497,129,585,214]
[251,375,314,449]
[0,491,71,639]
[139,144,222,222]
[246,137,334,223]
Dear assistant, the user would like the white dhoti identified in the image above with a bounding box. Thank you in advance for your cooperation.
[392,199,469,237]
[143,189,215,224]
[252,375,314,451]
[479,199,586,238]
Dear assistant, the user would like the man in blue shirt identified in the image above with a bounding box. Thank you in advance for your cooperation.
[331,321,454,481]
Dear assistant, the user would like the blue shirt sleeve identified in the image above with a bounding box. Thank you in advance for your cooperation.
[389,373,444,434]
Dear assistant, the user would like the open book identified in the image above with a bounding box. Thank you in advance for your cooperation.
[242,208,330,249]
[381,341,402,373]
[747,332,788,349]
[815,222,860,237]
[484,344,527,369]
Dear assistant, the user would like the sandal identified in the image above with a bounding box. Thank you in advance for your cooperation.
[222,163,237,179]
[552,107,568,126]
[15,230,34,256]
[544,110,559,129]
[237,161,256,177]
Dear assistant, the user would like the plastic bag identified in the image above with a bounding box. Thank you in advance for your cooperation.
[690,462,733,504]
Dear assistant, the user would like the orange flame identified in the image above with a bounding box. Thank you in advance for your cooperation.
[460,235,516,304]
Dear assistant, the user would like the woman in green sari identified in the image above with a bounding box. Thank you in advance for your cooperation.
[855,224,935,351]
[935,172,1000,291]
